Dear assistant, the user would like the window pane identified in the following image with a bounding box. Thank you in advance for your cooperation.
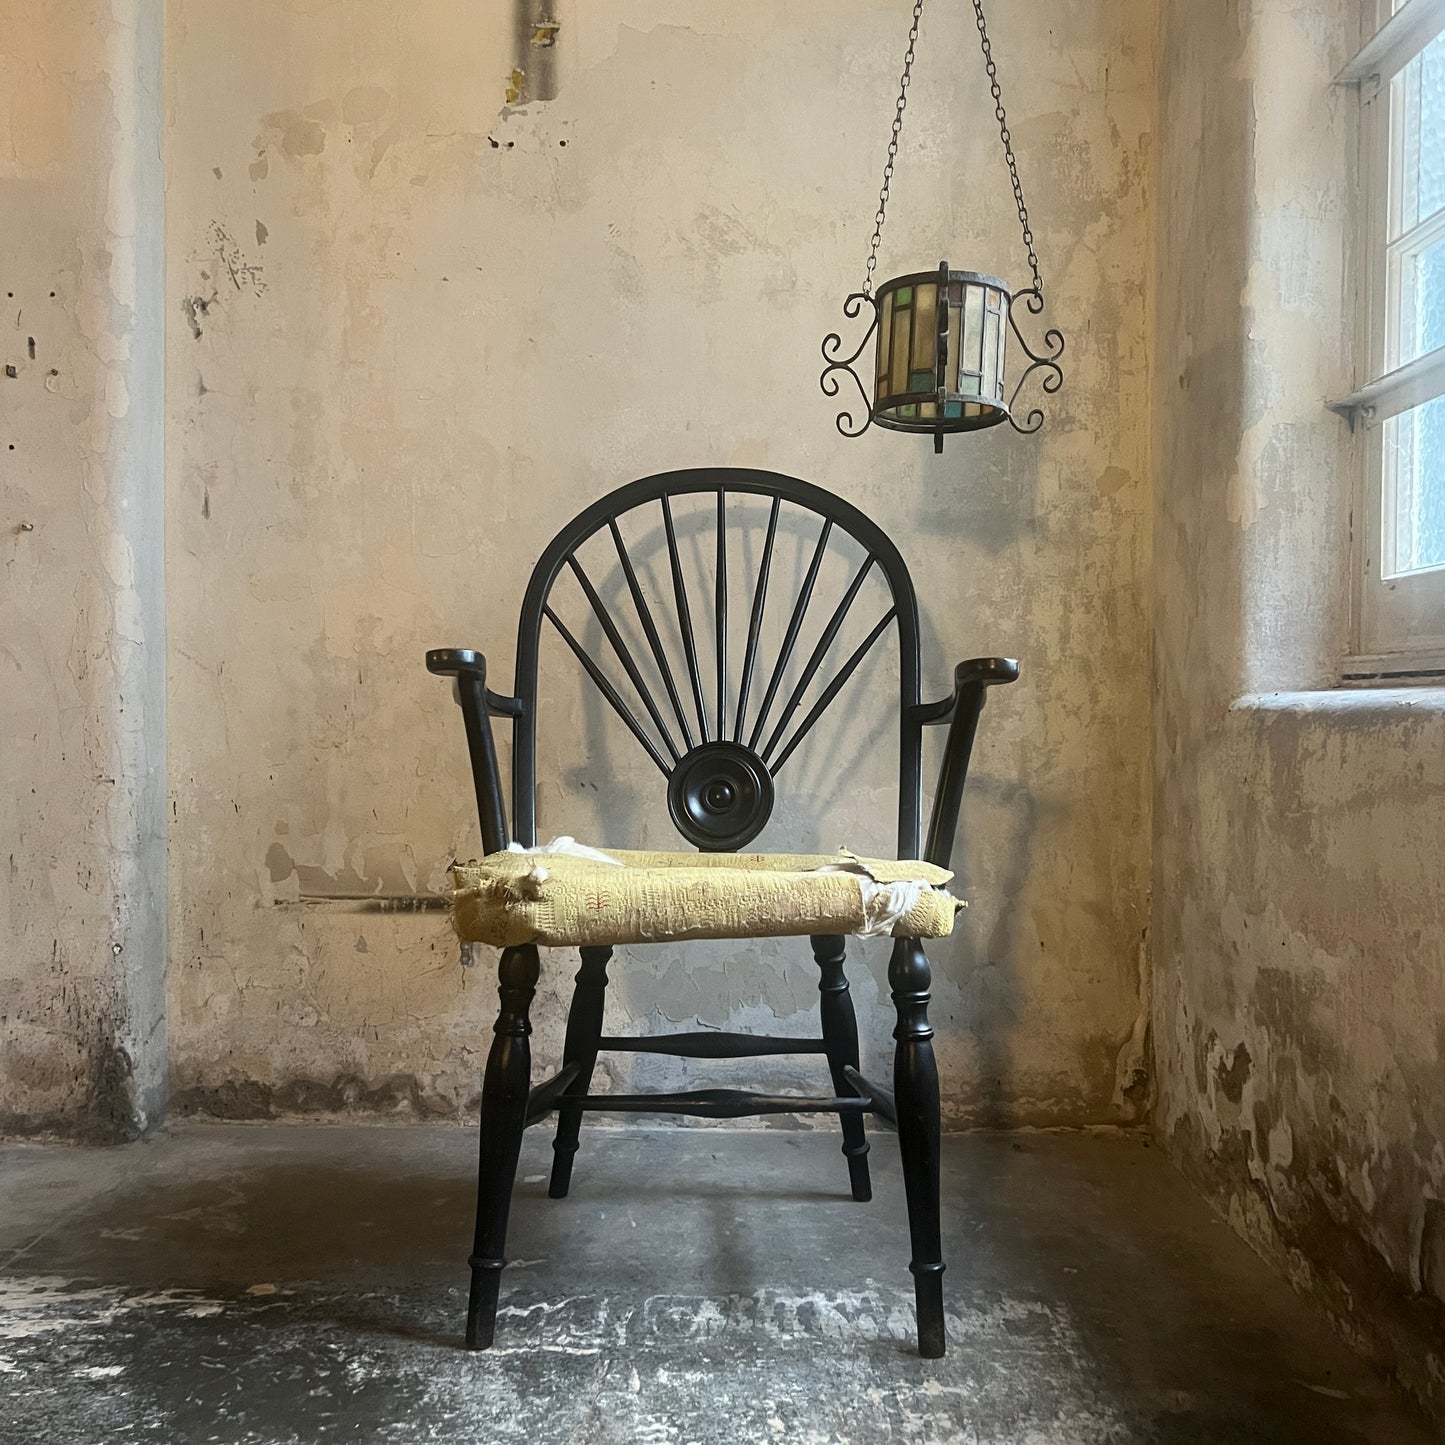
[1396,232,1445,364]
[1386,393,1445,575]
[1396,30,1445,234]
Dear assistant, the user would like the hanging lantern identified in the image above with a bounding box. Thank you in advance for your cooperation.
[820,0,1065,453]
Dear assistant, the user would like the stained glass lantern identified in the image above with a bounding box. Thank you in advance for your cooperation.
[818,0,1065,454]
[873,265,1011,436]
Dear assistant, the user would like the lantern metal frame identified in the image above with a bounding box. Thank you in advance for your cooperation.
[821,262,1064,451]
[819,0,1066,453]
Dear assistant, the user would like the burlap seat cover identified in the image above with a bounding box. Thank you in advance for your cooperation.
[450,847,961,949]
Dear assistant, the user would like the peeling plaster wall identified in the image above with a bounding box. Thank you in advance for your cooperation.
[0,0,168,1137]
[1154,0,1445,1417]
[163,0,1154,1128]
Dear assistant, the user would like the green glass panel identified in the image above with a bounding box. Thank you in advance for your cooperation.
[890,304,911,398]
[959,372,980,398]
[909,369,934,392]
[944,400,963,419]
[911,284,938,376]
[899,402,917,418]
[894,286,913,308]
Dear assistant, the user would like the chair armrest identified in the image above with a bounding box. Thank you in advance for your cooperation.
[426,649,523,717]
[921,657,1019,870]
[425,648,511,854]
[426,647,487,678]
[953,656,1020,689]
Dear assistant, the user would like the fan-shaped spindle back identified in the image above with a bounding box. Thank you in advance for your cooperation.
[512,470,924,854]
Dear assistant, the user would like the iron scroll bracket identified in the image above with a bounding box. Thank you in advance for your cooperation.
[819,291,881,439]
[1005,288,1065,435]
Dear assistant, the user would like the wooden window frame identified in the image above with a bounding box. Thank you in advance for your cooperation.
[1333,0,1445,678]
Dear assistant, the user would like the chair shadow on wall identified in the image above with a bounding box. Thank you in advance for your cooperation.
[535,486,1043,1149]
[946,771,1039,1130]
[904,482,1040,1135]
[546,499,904,1099]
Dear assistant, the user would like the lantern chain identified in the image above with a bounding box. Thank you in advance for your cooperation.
[973,0,1043,298]
[863,0,925,299]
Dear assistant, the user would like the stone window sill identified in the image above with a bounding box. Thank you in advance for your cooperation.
[1232,688,1445,718]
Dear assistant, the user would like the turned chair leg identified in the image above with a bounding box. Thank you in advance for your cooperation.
[811,934,872,1202]
[549,945,612,1199]
[466,943,540,1350]
[889,936,946,1358]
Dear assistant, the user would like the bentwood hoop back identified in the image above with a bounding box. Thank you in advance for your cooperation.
[426,466,1018,1358]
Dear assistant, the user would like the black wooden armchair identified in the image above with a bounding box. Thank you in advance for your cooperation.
[427,467,1016,1358]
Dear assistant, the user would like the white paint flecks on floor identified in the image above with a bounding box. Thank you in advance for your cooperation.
[0,1123,1436,1444]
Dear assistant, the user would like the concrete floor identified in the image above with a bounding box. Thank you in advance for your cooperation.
[0,1123,1435,1444]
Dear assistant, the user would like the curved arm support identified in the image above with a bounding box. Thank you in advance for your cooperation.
[426,648,513,854]
[919,657,1019,871]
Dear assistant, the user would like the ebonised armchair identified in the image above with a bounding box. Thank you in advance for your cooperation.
[427,466,1017,1357]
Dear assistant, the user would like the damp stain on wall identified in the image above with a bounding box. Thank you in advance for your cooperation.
[1153,0,1445,1420]
[2,0,168,1140]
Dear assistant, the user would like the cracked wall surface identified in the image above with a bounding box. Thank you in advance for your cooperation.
[162,0,1155,1128]
[0,0,167,1138]
[7,0,1445,1421]
[1154,0,1445,1419]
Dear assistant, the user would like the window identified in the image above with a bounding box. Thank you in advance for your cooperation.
[1336,0,1445,673]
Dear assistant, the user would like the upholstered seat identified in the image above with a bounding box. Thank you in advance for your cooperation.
[450,842,961,949]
